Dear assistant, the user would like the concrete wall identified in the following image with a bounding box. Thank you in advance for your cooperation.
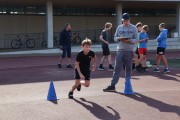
[54,16,115,32]
[0,15,176,34]
[131,16,176,27]
[0,15,46,34]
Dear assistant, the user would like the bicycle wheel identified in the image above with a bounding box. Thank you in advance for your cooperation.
[41,41,47,48]
[75,36,81,44]
[26,39,36,48]
[53,40,60,48]
[11,40,21,49]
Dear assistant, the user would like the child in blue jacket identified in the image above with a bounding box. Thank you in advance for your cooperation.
[153,23,170,73]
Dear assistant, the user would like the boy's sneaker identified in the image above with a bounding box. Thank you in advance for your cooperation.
[144,68,148,72]
[108,65,114,71]
[135,65,141,72]
[103,85,115,92]
[123,64,125,70]
[58,64,62,68]
[68,91,74,99]
[153,68,160,72]
[98,65,105,71]
[77,85,81,91]
[163,68,170,73]
[67,64,73,68]
[132,63,135,71]
[141,67,148,73]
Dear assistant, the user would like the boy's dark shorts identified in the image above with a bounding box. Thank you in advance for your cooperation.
[102,46,110,56]
[157,47,165,55]
[75,69,91,81]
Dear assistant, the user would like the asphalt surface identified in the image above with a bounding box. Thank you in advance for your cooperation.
[0,52,180,120]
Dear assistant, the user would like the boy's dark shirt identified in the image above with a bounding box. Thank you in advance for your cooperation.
[101,30,109,48]
[59,29,72,46]
[76,50,95,71]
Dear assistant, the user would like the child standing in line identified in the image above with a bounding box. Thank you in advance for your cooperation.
[136,25,149,72]
[134,22,143,70]
[58,23,73,68]
[153,23,170,73]
[98,22,114,71]
[68,38,96,99]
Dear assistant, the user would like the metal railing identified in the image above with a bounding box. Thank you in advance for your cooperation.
[0,25,177,50]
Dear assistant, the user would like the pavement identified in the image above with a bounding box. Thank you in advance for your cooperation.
[0,52,180,120]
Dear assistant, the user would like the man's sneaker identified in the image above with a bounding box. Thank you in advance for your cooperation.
[58,64,62,68]
[98,65,105,71]
[153,68,160,72]
[103,85,115,92]
[67,64,73,68]
[108,65,114,71]
[68,91,73,99]
[163,68,170,73]
[77,85,81,91]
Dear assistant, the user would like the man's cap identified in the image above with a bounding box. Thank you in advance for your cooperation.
[122,13,130,21]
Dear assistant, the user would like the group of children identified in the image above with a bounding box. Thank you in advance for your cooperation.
[68,21,170,99]
[134,22,169,73]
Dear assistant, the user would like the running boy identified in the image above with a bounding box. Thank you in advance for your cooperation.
[136,25,149,72]
[98,22,114,71]
[68,38,96,99]
[153,23,170,73]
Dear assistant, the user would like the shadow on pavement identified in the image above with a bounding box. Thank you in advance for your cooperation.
[49,100,58,105]
[122,93,180,116]
[150,70,180,82]
[73,98,121,120]
[131,67,180,82]
[0,53,179,85]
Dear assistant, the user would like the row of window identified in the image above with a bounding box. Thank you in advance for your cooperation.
[0,6,176,16]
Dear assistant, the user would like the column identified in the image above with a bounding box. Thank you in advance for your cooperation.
[177,3,180,38]
[46,0,54,48]
[116,3,122,27]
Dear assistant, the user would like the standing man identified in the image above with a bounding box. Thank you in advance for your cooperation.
[153,23,170,73]
[103,13,138,94]
[58,23,73,68]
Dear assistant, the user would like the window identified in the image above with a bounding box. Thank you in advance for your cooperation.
[0,6,176,17]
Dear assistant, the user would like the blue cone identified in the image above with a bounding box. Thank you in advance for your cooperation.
[47,81,59,101]
[123,80,134,95]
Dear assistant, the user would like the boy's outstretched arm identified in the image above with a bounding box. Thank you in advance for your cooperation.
[92,55,97,71]
[76,61,85,80]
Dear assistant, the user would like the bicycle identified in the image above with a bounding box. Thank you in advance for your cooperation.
[71,32,81,44]
[11,35,36,49]
[41,36,60,48]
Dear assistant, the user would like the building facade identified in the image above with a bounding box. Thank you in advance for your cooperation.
[0,0,179,49]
